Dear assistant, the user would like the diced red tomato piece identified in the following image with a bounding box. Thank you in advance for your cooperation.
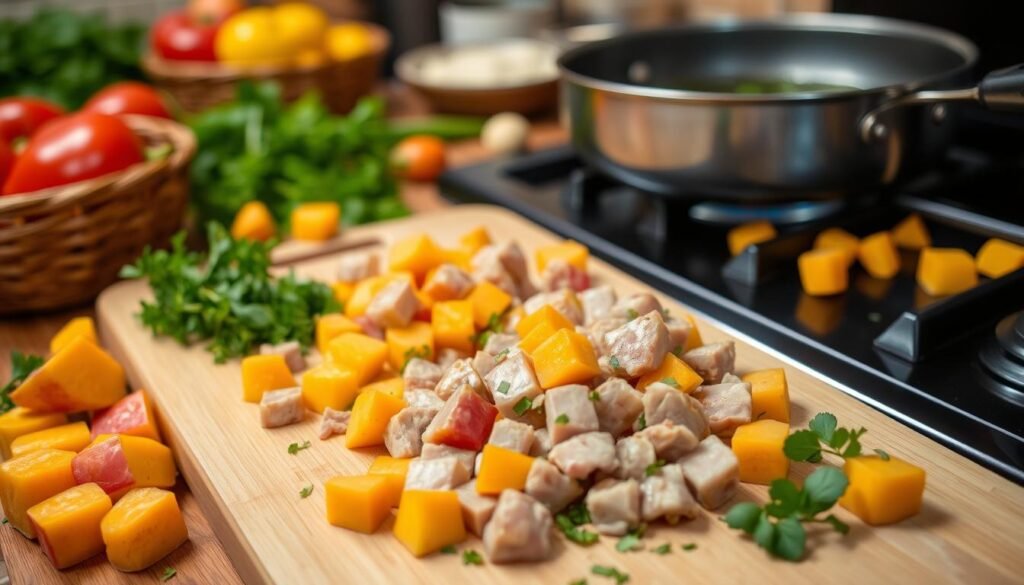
[423,387,497,451]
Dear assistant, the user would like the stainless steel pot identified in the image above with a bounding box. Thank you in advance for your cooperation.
[558,13,1024,201]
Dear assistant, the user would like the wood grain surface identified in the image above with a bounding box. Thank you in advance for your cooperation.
[95,205,1024,585]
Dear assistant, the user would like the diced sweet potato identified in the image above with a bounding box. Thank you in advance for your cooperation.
[741,368,790,423]
[28,483,112,569]
[536,240,589,272]
[731,420,789,484]
[515,304,574,339]
[11,336,125,413]
[432,300,475,354]
[798,248,850,297]
[839,455,926,525]
[476,444,534,495]
[49,316,97,355]
[635,353,703,393]
[331,281,355,305]
[361,377,405,400]
[367,455,411,508]
[386,321,435,371]
[11,422,91,458]
[813,228,859,267]
[727,221,776,256]
[459,226,491,256]
[466,281,512,329]
[891,213,931,250]
[326,332,389,386]
[976,238,1024,278]
[72,435,177,499]
[531,329,601,389]
[0,407,67,460]
[682,313,703,353]
[325,475,394,533]
[0,448,77,538]
[101,487,189,572]
[291,202,341,241]
[346,390,407,449]
[389,234,444,279]
[241,354,296,403]
[316,313,362,353]
[517,320,559,355]
[90,390,162,442]
[917,248,977,297]
[858,231,900,279]
[302,364,360,413]
[393,490,466,557]
[230,201,276,242]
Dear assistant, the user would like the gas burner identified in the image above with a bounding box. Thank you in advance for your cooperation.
[689,200,848,227]
[979,312,1024,406]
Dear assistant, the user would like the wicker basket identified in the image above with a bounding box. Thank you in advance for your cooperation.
[142,22,390,114]
[0,115,196,315]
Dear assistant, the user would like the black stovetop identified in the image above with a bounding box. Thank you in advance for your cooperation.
[440,145,1024,484]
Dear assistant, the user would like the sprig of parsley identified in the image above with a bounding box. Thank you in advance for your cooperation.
[651,543,671,555]
[556,502,599,546]
[299,484,313,498]
[615,526,645,552]
[591,565,629,584]
[1,352,45,414]
[471,313,504,350]
[723,466,850,561]
[461,549,483,565]
[400,345,431,373]
[784,413,867,463]
[288,441,311,455]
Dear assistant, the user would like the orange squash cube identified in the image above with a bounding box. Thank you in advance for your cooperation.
[90,390,162,443]
[431,300,475,354]
[326,332,389,385]
[230,201,276,242]
[976,238,1024,279]
[682,313,703,353]
[858,231,900,279]
[393,490,466,557]
[728,221,777,256]
[360,377,405,400]
[917,247,978,297]
[466,281,512,329]
[346,390,407,449]
[325,474,394,533]
[389,234,443,279]
[49,316,97,354]
[731,420,790,484]
[367,455,411,507]
[241,354,296,403]
[475,444,534,495]
[813,228,859,267]
[891,213,931,249]
[518,320,560,355]
[345,276,388,318]
[386,321,435,371]
[101,487,189,572]
[72,435,177,499]
[316,313,362,353]
[0,407,67,460]
[12,336,125,413]
[532,329,601,389]
[515,304,574,339]
[441,248,472,271]
[331,281,355,306]
[536,240,589,272]
[291,202,341,241]
[302,363,360,413]
[459,226,491,256]
[742,369,790,423]
[0,448,77,538]
[798,248,850,297]
[11,422,91,458]
[635,353,704,393]
[28,483,112,569]
[839,455,926,525]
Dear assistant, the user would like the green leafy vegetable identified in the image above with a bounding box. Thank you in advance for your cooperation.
[440,544,457,554]
[471,312,504,350]
[651,543,671,555]
[874,448,891,461]
[626,308,639,320]
[608,355,621,370]
[461,549,483,566]
[555,414,569,425]
[288,441,311,455]
[672,345,683,357]
[299,484,313,499]
[588,391,600,402]
[401,345,431,373]
[615,529,643,552]
[1,352,45,414]
[1,518,8,525]
[160,567,177,582]
[681,543,697,551]
[783,412,868,462]
[495,348,510,362]
[644,459,667,477]
[497,381,511,395]
[569,580,588,585]
[513,397,532,416]
[635,412,646,431]
[591,565,629,584]
[556,503,598,546]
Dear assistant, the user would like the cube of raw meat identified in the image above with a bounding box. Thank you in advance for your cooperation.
[420,443,478,475]
[436,348,469,372]
[523,290,584,325]
[599,311,670,378]
[353,315,384,340]
[473,243,536,300]
[593,378,643,437]
[472,258,520,299]
[435,358,486,400]
[384,407,438,458]
[612,293,663,321]
[583,317,628,357]
[544,384,599,444]
[484,348,543,421]
[422,385,498,451]
[640,463,700,523]
[694,374,752,438]
[614,435,656,481]
[472,350,497,378]
[643,382,709,439]
[580,285,617,325]
[682,341,736,384]
[483,332,519,356]
[636,422,700,461]
[483,490,553,563]
[455,480,497,536]
[423,263,475,301]
[585,478,641,536]
[488,419,536,454]
[404,389,444,410]
[403,358,442,392]
[525,457,582,513]
[405,456,471,490]
[259,341,306,373]
[366,280,421,328]
[540,258,590,293]
[676,435,739,509]
[530,428,552,458]
[664,318,692,355]
[259,387,304,428]
[547,432,617,479]
[319,408,351,440]
[336,253,379,283]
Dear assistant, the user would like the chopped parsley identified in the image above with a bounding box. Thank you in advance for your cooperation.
[608,355,621,370]
[644,459,667,477]
[652,543,671,555]
[626,308,639,320]
[287,441,311,455]
[161,567,177,582]
[615,530,643,552]
[635,412,646,431]
[555,414,570,425]
[495,348,510,362]
[659,377,679,388]
[874,448,891,461]
[440,544,457,554]
[462,549,483,566]
[588,390,600,402]
[472,313,504,349]
[513,396,532,416]
[401,345,431,373]
[569,580,588,585]
[497,380,511,395]
[672,345,683,357]
[591,565,629,584]
[1,517,8,525]
[299,484,313,498]
[556,503,598,546]
[682,543,697,551]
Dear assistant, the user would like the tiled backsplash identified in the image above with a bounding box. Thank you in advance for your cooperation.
[0,0,185,22]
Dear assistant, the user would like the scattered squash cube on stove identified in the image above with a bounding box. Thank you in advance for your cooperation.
[101,487,189,572]
[813,228,860,267]
[367,455,411,507]
[466,281,513,329]
[459,226,491,256]
[49,316,97,355]
[432,300,476,354]
[11,336,125,413]
[976,238,1024,279]
[327,332,389,385]
[11,422,91,458]
[317,313,362,353]
[230,201,276,242]
[72,435,177,499]
[475,444,534,495]
[291,202,341,241]
[360,377,405,400]
[798,247,850,296]
[727,221,777,256]
[532,329,601,389]
[389,234,443,279]
[891,213,931,250]
[28,483,112,569]
[515,304,574,339]
[91,390,162,443]
[393,489,466,557]
[636,353,703,393]
[917,247,978,297]
[346,390,407,449]
[241,354,297,403]
[858,231,900,279]
[731,419,790,484]
[0,448,77,538]
[302,363,360,413]
[0,407,67,460]
[535,240,589,272]
[741,368,790,423]
[325,474,395,533]
[386,321,435,370]
[839,455,926,525]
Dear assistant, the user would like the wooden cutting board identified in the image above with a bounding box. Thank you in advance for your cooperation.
[96,205,1024,585]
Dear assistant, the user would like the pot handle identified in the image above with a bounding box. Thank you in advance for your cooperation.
[860,63,1024,142]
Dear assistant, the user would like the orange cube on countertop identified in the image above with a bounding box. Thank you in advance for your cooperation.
[0,407,67,460]
[346,390,407,449]
[475,444,534,495]
[367,455,411,508]
[90,390,162,443]
[858,231,900,279]
[798,247,850,297]
[360,377,405,400]
[316,313,363,354]
[535,240,589,272]
[518,320,560,355]
[917,247,977,297]
[11,422,91,458]
[731,419,790,485]
[532,329,601,389]
[325,474,394,533]
[515,304,574,339]
[0,448,77,538]
[11,336,125,413]
[28,483,112,569]
[49,316,97,355]
[459,226,491,256]
[976,238,1024,279]
[636,353,704,393]
[389,234,443,279]
[101,487,189,572]
[72,435,177,499]
[840,455,926,525]
[891,213,931,249]
[327,332,389,385]
[813,228,859,267]
[386,321,435,371]
[302,363,360,413]
[393,489,466,557]
[431,300,476,354]
[241,354,297,403]
[231,201,276,242]
[466,281,512,329]
[728,221,777,256]
[742,368,790,423]
[291,202,341,241]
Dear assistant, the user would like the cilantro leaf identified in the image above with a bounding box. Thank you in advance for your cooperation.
[873,448,891,461]
[401,345,431,373]
[773,517,806,561]
[440,544,457,554]
[161,567,177,582]
[626,308,639,320]
[495,348,510,362]
[288,441,311,455]
[556,514,599,546]
[644,459,666,477]
[723,502,761,533]
[299,484,313,499]
[681,543,697,551]
[783,430,822,462]
[589,390,600,402]
[764,479,801,518]
[652,543,671,555]
[565,502,591,526]
[802,467,849,514]
[753,513,775,549]
[591,565,629,584]
[635,412,646,431]
[1,352,45,414]
[609,355,621,370]
[615,533,642,552]
[555,414,570,425]
[808,412,837,443]
[462,549,483,565]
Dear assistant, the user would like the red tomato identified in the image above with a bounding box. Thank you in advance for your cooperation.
[0,97,65,143]
[151,10,220,61]
[82,82,173,119]
[390,135,447,182]
[0,140,13,186]
[2,112,144,196]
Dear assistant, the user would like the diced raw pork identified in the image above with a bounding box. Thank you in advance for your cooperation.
[547,432,617,479]
[318,408,350,440]
[384,406,438,458]
[435,358,486,400]
[544,384,599,444]
[583,317,628,357]
[640,463,700,522]
[472,350,498,378]
[365,280,420,328]
[530,428,552,458]
[540,259,590,293]
[472,258,519,299]
[422,263,475,301]
[525,457,582,513]
[681,341,736,384]
[483,332,519,356]
[353,315,384,340]
[523,289,584,325]
[676,435,740,509]
[694,374,751,437]
[436,348,469,372]
[614,435,656,481]
[611,293,663,321]
[593,378,643,437]
[405,456,471,490]
[473,243,536,300]
[259,387,304,429]
[585,478,641,536]
[483,490,553,563]
[420,443,478,475]
[404,389,445,410]
[259,341,305,373]
[402,358,442,392]
[636,422,700,461]
[336,253,379,283]
[599,311,670,378]
[580,285,617,325]
[422,386,498,451]
[455,480,497,536]
[643,382,709,439]
[488,419,536,454]
[484,348,543,422]
[664,318,692,355]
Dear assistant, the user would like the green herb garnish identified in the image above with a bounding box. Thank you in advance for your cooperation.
[591,565,629,584]
[659,377,679,388]
[644,459,667,477]
[615,529,643,552]
[588,390,600,402]
[652,543,671,555]
[555,414,569,425]
[462,549,483,565]
[635,412,646,431]
[874,448,891,461]
[472,312,505,350]
[161,567,177,582]
[783,412,867,462]
[440,544,457,554]
[569,580,588,585]
[497,381,511,395]
[1,518,8,525]
[513,397,532,416]
[401,345,431,373]
[682,543,697,551]
[299,484,313,499]
[495,348,510,362]
[556,503,598,546]
[288,441,311,455]
[1,352,45,414]
[672,345,683,357]
[626,308,639,320]
[609,355,621,370]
